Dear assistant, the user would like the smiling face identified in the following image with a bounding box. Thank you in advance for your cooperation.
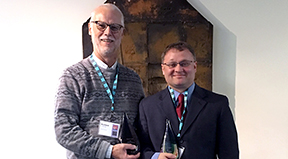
[88,4,124,64]
[161,48,197,93]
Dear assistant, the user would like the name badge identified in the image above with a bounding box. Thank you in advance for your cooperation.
[98,120,120,138]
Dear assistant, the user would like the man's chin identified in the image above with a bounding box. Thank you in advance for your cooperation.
[100,48,114,55]
[174,79,186,85]
[172,83,187,89]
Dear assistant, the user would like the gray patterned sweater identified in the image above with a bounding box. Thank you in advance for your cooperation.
[54,57,145,159]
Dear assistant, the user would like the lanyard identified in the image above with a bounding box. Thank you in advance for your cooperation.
[90,54,118,111]
[168,87,188,137]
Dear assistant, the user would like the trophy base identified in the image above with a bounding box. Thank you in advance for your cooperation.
[127,149,139,155]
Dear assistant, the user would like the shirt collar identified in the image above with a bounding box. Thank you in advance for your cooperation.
[92,53,117,70]
[170,82,195,101]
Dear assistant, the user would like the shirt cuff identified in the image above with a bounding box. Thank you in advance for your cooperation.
[105,145,113,158]
[151,152,160,159]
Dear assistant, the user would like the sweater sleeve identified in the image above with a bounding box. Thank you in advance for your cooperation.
[54,68,111,159]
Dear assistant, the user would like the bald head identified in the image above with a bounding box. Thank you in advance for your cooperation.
[90,3,124,26]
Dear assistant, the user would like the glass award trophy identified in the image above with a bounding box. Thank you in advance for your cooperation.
[161,119,179,158]
[119,112,140,155]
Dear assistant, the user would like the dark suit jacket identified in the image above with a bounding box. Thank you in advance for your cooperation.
[138,84,239,159]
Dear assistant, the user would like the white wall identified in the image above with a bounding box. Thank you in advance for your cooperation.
[0,0,105,158]
[189,0,288,158]
[1,0,287,158]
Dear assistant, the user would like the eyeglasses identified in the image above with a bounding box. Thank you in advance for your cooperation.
[162,60,195,68]
[90,21,123,32]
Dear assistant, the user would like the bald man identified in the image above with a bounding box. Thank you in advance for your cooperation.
[55,3,145,159]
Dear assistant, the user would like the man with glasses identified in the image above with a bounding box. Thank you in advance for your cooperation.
[54,3,145,159]
[138,42,239,159]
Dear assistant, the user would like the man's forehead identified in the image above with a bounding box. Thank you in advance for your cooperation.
[165,49,194,58]
[92,13,123,24]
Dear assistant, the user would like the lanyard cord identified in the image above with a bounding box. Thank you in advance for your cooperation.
[90,54,118,111]
[168,87,188,137]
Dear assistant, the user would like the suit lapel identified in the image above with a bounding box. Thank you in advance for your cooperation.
[180,85,207,137]
[158,88,179,137]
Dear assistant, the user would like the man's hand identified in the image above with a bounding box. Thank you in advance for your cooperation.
[112,143,140,159]
[158,153,177,159]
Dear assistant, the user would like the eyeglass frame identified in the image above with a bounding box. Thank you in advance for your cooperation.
[90,21,124,32]
[162,60,196,68]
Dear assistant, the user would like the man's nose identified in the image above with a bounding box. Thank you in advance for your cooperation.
[103,26,112,35]
[174,64,183,72]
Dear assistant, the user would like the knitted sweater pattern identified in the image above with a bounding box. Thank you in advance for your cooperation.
[55,57,145,159]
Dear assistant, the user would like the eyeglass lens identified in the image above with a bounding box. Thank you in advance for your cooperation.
[164,61,193,68]
[93,21,123,32]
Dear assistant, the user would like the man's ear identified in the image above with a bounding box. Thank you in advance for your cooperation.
[161,64,165,76]
[194,61,197,72]
[88,23,92,35]
[121,27,126,37]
